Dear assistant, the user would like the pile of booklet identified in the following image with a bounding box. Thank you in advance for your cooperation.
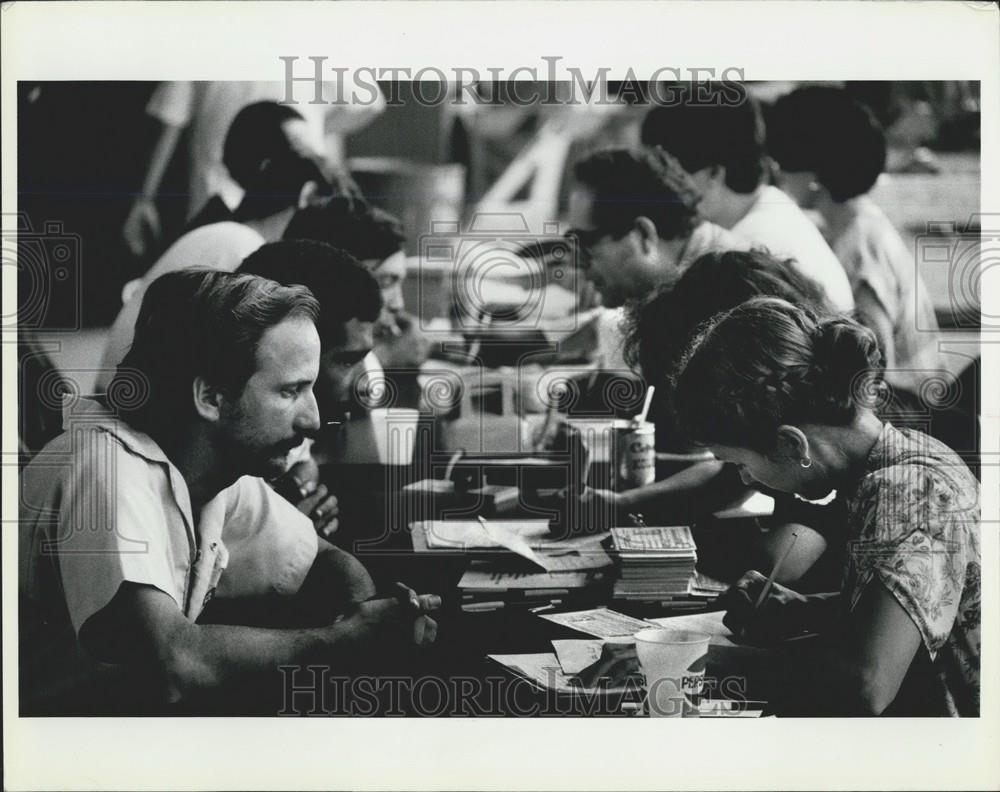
[414,518,614,612]
[610,526,703,604]
[458,563,611,612]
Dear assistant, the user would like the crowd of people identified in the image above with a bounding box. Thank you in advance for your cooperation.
[18,81,980,717]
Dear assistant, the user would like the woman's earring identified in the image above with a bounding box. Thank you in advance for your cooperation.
[800,457,813,469]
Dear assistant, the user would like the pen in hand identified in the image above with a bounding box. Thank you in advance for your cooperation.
[738,531,800,640]
[754,531,800,609]
[393,581,422,613]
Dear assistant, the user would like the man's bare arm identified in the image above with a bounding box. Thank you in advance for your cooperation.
[80,581,437,706]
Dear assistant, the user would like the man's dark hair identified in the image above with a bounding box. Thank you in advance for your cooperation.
[641,83,766,194]
[223,101,328,222]
[766,86,887,202]
[283,195,406,264]
[238,239,382,347]
[109,269,319,436]
[572,146,702,241]
[624,248,833,388]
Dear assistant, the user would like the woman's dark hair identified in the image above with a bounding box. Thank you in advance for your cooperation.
[572,146,702,241]
[623,248,834,387]
[109,269,319,436]
[766,86,887,202]
[641,84,766,194]
[238,239,382,348]
[670,297,883,451]
[223,101,328,221]
[283,195,406,264]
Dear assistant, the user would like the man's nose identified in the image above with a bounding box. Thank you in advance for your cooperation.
[296,390,322,433]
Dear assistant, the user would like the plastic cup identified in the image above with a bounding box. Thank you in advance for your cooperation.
[634,629,711,718]
[369,408,420,465]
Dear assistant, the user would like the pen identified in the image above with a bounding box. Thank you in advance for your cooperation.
[528,600,563,614]
[463,600,505,612]
[754,531,800,608]
[392,581,421,612]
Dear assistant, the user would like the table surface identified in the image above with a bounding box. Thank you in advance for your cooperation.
[295,460,820,718]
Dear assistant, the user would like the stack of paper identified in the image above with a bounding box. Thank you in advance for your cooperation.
[610,526,698,602]
[459,548,613,611]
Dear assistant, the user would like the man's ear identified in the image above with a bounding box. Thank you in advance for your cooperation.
[775,424,810,463]
[633,216,659,256]
[192,376,226,422]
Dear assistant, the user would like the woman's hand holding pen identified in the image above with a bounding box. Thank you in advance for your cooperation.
[720,570,810,642]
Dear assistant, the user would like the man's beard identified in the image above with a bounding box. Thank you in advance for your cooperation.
[225,433,304,479]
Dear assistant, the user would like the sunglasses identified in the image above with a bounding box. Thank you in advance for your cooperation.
[565,227,613,250]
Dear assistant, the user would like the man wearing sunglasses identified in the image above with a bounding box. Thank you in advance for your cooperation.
[568,146,750,311]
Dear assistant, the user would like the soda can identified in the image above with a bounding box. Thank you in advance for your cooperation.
[613,419,656,490]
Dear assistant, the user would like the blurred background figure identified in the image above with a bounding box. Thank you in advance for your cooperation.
[97,101,332,388]
[564,145,749,374]
[641,84,855,313]
[282,195,431,409]
[766,85,944,396]
[122,80,385,260]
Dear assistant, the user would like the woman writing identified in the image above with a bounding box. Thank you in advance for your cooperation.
[670,297,979,716]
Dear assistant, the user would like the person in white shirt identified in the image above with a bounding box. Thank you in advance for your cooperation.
[123,80,385,257]
[766,85,943,395]
[20,269,437,714]
[565,146,751,372]
[641,83,855,313]
[282,196,431,408]
[99,102,329,389]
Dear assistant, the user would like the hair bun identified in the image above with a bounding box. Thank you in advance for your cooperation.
[810,317,884,409]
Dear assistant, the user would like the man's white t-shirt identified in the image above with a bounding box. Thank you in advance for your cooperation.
[97,222,265,389]
[733,185,855,313]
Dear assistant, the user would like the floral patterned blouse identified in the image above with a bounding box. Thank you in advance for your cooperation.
[842,422,980,716]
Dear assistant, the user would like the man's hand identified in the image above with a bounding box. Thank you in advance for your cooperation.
[297,481,340,539]
[277,458,339,539]
[374,313,431,370]
[574,641,639,689]
[342,582,441,648]
[719,570,809,642]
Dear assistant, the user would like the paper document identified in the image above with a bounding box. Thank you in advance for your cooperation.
[697,700,766,717]
[647,609,740,647]
[537,546,612,571]
[488,653,635,695]
[611,526,696,554]
[551,640,605,674]
[481,520,553,570]
[539,608,660,639]
[421,520,551,550]
[458,567,602,591]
